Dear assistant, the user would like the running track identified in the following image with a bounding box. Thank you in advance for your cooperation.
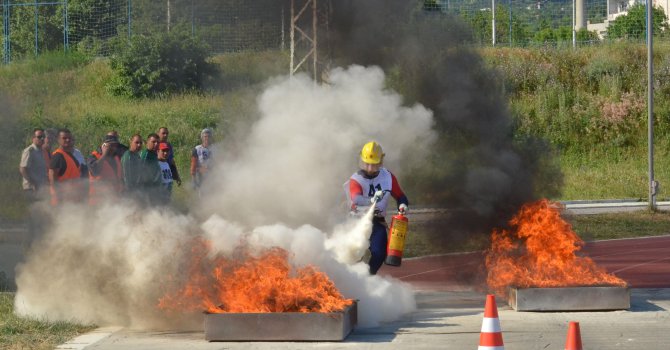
[379,235,670,290]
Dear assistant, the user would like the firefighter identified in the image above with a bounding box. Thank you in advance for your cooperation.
[348,141,409,275]
[87,135,123,205]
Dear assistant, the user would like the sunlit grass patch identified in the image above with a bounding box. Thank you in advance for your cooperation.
[0,293,96,350]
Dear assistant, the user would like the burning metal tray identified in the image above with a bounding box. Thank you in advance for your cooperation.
[204,301,357,341]
[508,286,630,311]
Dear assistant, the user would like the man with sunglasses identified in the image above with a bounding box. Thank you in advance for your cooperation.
[20,128,49,198]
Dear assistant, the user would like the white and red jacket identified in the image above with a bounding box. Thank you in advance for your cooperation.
[348,167,408,217]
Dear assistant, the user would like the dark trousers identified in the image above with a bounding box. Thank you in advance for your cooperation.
[369,218,388,275]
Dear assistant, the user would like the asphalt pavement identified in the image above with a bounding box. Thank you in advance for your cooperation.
[57,288,670,350]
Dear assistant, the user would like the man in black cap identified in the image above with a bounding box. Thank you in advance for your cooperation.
[87,134,123,205]
[106,130,128,158]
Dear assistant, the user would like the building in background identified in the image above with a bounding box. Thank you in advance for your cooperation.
[589,0,669,38]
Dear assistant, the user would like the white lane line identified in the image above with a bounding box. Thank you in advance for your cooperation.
[583,234,670,244]
[586,247,669,259]
[397,261,480,279]
[611,256,670,274]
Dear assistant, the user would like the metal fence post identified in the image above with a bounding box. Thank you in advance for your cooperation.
[508,0,512,45]
[64,0,69,51]
[127,0,131,39]
[34,0,38,56]
[3,0,10,64]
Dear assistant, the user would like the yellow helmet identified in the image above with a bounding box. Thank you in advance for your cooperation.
[360,141,384,165]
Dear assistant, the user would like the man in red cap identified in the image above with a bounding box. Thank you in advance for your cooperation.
[157,142,174,202]
[157,127,181,187]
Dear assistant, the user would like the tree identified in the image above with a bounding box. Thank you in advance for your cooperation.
[107,31,217,98]
[463,5,531,45]
[607,4,668,40]
[67,0,127,55]
[7,4,63,59]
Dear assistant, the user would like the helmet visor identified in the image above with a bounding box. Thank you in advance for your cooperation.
[359,160,381,175]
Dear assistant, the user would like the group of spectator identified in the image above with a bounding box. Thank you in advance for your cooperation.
[19,126,214,207]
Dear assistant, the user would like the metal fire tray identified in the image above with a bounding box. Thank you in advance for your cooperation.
[204,301,357,341]
[508,286,630,311]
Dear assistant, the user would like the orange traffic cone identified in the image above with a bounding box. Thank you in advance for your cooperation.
[565,321,583,350]
[478,294,504,350]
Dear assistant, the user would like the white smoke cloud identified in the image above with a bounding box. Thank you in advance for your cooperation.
[201,213,416,326]
[14,201,201,329]
[324,205,375,265]
[199,65,435,228]
[14,65,433,329]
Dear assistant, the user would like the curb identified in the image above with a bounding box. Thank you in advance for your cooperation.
[563,201,670,209]
[56,326,123,350]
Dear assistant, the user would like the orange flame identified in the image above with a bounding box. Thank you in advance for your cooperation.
[486,199,625,296]
[158,238,353,313]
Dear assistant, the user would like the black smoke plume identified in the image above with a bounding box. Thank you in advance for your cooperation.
[326,0,562,246]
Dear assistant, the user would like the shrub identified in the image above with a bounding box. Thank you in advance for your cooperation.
[107,31,217,98]
[576,28,600,43]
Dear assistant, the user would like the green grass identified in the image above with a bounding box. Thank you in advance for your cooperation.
[0,293,96,350]
[566,210,670,241]
[558,141,670,201]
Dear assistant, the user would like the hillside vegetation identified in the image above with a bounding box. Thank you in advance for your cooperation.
[0,51,288,219]
[483,43,670,200]
[1,43,669,220]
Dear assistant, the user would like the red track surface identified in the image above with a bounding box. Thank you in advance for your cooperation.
[380,235,670,290]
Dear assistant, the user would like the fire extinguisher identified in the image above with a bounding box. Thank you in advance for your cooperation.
[385,209,409,266]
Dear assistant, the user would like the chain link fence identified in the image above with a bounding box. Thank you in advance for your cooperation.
[2,0,292,63]
[1,0,667,63]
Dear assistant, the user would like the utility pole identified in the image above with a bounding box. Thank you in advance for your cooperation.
[167,0,171,32]
[289,0,318,81]
[492,0,496,46]
[647,0,657,210]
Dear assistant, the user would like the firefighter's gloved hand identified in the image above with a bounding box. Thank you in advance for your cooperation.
[371,190,384,204]
[399,203,408,214]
